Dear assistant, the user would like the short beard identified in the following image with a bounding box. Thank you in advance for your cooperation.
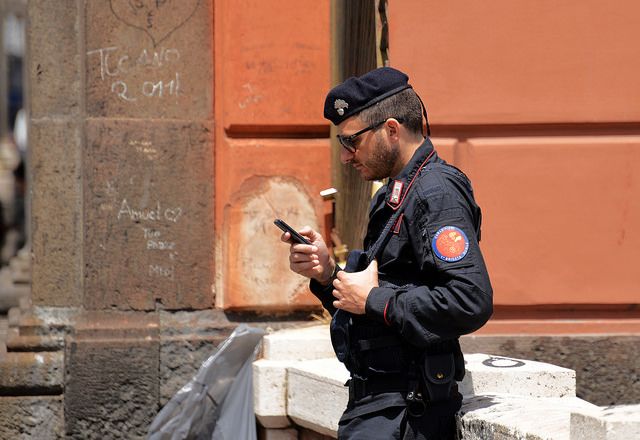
[363,133,399,180]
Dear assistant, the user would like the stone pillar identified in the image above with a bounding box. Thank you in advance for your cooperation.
[31,0,214,311]
[27,1,216,438]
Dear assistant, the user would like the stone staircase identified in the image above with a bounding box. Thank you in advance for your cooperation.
[0,249,66,439]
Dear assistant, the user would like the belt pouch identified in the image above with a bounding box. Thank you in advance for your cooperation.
[422,352,455,403]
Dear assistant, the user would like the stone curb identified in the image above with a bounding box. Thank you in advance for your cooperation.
[0,352,64,394]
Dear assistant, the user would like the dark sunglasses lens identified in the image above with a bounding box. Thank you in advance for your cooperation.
[338,135,355,152]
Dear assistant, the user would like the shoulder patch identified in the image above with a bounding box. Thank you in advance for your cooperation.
[432,226,469,262]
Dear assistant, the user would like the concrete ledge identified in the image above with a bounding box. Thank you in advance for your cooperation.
[460,394,598,440]
[570,405,640,440]
[0,352,64,394]
[262,325,336,361]
[460,353,576,398]
[287,358,349,439]
[253,359,295,428]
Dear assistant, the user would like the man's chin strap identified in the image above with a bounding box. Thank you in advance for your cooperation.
[415,92,431,138]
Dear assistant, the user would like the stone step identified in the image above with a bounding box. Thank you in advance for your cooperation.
[14,307,77,337]
[8,306,22,327]
[261,325,335,361]
[571,404,640,440]
[0,395,64,439]
[6,334,64,352]
[460,394,599,440]
[0,314,7,360]
[0,352,64,395]
[287,358,349,438]
[460,353,576,398]
[0,287,23,312]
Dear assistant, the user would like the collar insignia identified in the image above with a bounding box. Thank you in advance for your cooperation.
[334,99,349,116]
[390,180,404,205]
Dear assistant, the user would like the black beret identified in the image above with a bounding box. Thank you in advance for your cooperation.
[324,67,412,125]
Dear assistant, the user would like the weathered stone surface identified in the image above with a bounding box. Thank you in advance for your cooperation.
[30,120,83,307]
[28,0,80,118]
[460,353,575,398]
[0,352,64,394]
[19,306,79,337]
[221,175,320,310]
[158,310,235,404]
[84,119,214,310]
[570,405,640,440]
[65,312,160,439]
[0,396,64,440]
[0,314,7,359]
[461,335,640,405]
[254,359,293,428]
[85,0,213,119]
[259,427,300,440]
[287,358,349,438]
[459,394,598,440]
[262,325,335,361]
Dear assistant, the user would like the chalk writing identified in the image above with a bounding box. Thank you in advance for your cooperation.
[117,199,183,223]
[143,228,160,239]
[149,264,174,279]
[141,228,179,280]
[129,140,160,160]
[87,46,182,102]
[147,240,176,250]
[238,83,263,109]
[110,0,201,47]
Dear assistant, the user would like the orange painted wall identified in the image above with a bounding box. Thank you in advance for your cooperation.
[388,1,640,308]
[213,0,331,310]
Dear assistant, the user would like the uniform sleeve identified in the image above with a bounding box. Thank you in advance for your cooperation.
[309,278,338,316]
[364,180,493,347]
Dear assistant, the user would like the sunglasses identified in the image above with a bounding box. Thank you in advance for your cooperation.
[336,117,404,153]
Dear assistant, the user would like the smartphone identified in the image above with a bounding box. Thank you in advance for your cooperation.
[274,219,312,245]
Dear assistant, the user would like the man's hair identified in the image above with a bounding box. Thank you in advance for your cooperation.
[357,88,423,137]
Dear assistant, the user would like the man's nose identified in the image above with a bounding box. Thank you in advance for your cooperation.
[340,147,354,164]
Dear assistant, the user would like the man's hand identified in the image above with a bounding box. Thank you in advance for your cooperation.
[281,226,335,284]
[332,260,379,315]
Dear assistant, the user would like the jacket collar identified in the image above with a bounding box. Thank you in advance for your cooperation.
[384,138,436,209]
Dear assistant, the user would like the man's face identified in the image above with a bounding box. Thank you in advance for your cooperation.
[337,117,399,181]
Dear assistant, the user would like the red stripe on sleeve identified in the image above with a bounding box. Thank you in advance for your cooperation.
[383,301,391,326]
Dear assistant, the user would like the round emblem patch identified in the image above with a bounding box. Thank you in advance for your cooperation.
[432,226,469,262]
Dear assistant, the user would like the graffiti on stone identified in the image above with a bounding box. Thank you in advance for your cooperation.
[109,0,201,47]
[87,46,182,102]
[482,356,526,368]
[115,198,182,281]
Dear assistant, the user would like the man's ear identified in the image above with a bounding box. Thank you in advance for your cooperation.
[385,118,402,141]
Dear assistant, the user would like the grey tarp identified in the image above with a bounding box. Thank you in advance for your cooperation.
[147,324,266,440]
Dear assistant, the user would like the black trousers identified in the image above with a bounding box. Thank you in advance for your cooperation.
[337,393,462,440]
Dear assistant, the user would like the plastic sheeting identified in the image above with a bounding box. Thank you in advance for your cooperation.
[148,324,266,440]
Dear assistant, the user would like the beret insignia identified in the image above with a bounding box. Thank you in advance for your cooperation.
[334,99,349,116]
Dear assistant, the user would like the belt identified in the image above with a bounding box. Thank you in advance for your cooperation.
[346,376,460,402]
[347,375,410,401]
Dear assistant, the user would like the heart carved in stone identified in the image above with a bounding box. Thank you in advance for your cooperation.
[109,0,201,47]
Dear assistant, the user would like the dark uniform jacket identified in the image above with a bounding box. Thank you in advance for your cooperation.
[310,138,493,419]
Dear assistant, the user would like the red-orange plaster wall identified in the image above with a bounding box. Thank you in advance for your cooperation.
[389,1,640,309]
[213,0,331,310]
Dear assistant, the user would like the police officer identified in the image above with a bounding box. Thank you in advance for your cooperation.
[281,67,493,439]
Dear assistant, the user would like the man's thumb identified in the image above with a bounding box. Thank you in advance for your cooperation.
[368,259,378,272]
